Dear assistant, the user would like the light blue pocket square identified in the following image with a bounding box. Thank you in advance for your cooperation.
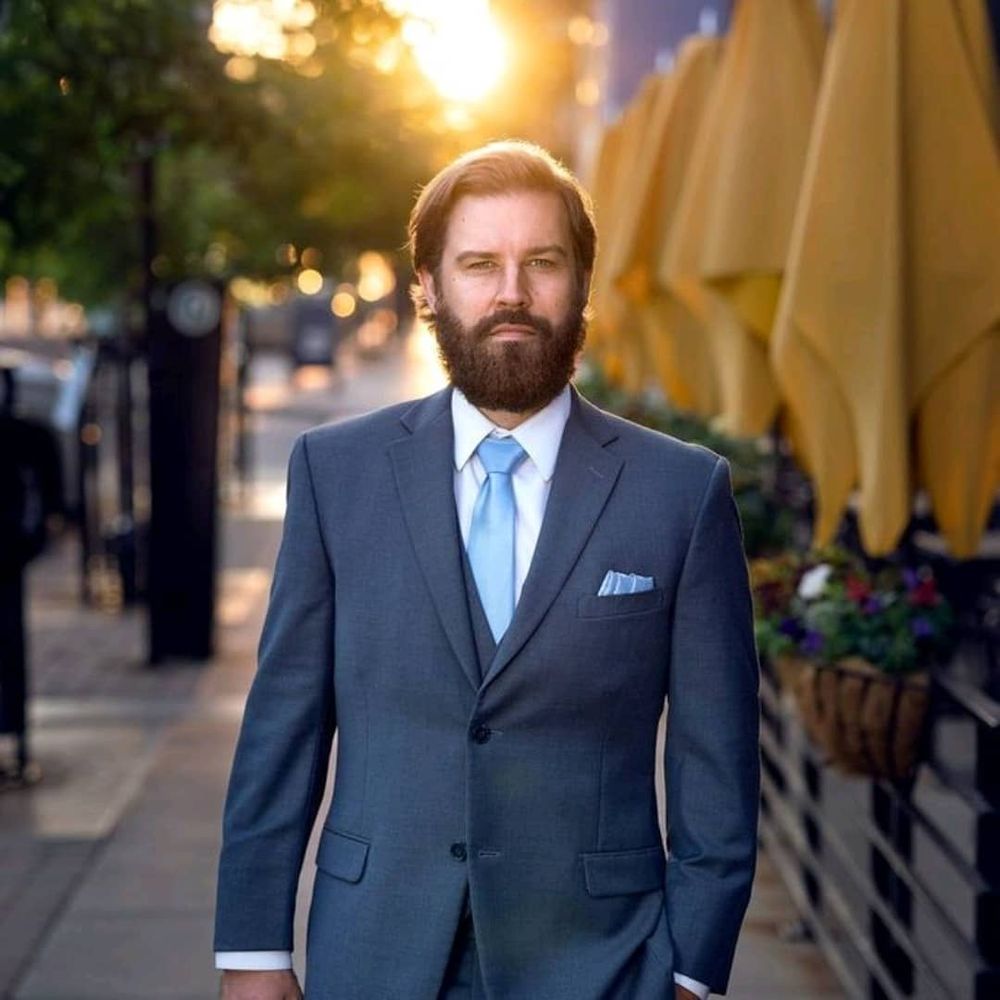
[598,570,655,596]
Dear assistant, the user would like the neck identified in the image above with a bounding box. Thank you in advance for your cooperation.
[479,405,544,430]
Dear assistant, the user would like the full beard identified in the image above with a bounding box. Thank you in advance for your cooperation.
[433,295,587,413]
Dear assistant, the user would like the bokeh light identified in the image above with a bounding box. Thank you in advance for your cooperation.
[209,0,317,63]
[224,55,258,81]
[357,251,396,302]
[567,15,594,45]
[300,247,322,269]
[356,307,399,351]
[331,285,357,318]
[575,78,600,107]
[296,268,324,294]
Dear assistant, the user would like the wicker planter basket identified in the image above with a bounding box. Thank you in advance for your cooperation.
[772,654,809,692]
[793,656,930,781]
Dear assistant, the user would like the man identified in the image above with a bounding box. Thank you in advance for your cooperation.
[215,141,759,999]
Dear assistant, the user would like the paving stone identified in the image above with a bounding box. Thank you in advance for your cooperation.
[0,725,162,839]
[0,839,99,990]
[12,912,217,999]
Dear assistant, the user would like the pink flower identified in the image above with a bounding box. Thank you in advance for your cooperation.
[908,579,939,607]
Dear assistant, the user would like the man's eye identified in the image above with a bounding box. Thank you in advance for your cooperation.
[467,260,496,271]
[528,258,557,269]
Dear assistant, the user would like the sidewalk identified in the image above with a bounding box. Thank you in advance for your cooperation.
[1,331,842,998]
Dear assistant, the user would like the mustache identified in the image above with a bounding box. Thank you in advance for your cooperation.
[471,309,554,341]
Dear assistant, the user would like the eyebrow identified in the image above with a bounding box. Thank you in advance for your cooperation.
[454,245,570,263]
[525,245,569,258]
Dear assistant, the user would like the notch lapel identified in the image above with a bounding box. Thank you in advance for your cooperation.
[482,389,624,689]
[388,390,481,692]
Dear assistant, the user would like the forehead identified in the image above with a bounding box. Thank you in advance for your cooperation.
[442,189,571,256]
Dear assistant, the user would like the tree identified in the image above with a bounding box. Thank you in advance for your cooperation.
[0,0,443,305]
[0,0,587,308]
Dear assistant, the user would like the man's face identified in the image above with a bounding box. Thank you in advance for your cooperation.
[419,189,589,413]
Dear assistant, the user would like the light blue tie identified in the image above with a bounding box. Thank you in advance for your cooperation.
[468,436,527,642]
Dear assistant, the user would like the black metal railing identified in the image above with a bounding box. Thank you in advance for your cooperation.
[759,636,1000,999]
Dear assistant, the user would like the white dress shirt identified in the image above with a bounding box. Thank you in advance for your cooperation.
[450,383,570,602]
[216,385,710,999]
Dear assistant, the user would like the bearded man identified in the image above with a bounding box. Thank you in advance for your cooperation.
[215,141,760,1000]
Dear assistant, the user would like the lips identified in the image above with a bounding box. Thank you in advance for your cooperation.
[471,310,550,342]
[489,324,537,340]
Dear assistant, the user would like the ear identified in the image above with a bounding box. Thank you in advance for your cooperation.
[417,267,438,314]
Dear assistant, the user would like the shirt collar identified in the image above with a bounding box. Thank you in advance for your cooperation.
[451,384,571,482]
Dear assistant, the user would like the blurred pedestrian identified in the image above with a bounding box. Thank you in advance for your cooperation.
[214,141,759,1000]
[0,367,62,783]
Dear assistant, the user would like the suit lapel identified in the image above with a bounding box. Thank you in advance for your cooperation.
[388,389,481,692]
[482,388,623,689]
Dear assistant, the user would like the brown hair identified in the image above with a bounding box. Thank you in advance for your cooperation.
[408,140,597,323]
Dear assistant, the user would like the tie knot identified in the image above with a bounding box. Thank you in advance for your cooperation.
[477,436,526,476]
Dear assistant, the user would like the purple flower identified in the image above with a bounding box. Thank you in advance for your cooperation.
[800,630,824,655]
[778,617,803,639]
[863,596,883,615]
[911,617,934,638]
[902,567,920,590]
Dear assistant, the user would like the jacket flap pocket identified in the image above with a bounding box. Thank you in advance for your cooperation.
[316,828,370,883]
[577,587,666,619]
[581,845,665,897]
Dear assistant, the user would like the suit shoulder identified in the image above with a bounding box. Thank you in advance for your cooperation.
[296,394,430,457]
[592,404,724,479]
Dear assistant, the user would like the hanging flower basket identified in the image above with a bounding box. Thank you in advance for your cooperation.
[772,653,809,693]
[794,656,931,781]
[751,546,954,781]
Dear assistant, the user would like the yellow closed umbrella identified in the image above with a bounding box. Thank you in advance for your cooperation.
[772,0,999,557]
[772,0,908,554]
[611,36,724,416]
[591,76,662,390]
[908,0,1000,557]
[659,0,825,437]
[606,71,677,314]
[952,0,1000,130]
[585,119,623,376]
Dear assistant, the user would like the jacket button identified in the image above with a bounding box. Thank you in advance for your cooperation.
[450,842,467,861]
[472,723,492,744]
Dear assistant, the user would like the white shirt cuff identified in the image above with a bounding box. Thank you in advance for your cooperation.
[674,972,711,999]
[215,951,293,971]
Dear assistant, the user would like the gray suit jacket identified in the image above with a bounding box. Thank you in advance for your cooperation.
[215,386,760,999]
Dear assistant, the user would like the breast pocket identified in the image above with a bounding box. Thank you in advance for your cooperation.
[577,587,667,620]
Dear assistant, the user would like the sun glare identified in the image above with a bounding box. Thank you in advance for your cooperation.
[211,1,507,102]
[387,0,507,103]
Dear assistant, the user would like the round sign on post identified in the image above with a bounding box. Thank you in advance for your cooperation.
[166,280,222,338]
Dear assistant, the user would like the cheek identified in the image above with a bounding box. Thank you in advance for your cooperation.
[445,278,497,316]
[531,277,577,316]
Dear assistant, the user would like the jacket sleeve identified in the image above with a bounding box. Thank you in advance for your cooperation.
[214,432,337,952]
[664,457,760,994]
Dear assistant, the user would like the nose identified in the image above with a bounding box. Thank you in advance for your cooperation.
[494,262,530,309]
